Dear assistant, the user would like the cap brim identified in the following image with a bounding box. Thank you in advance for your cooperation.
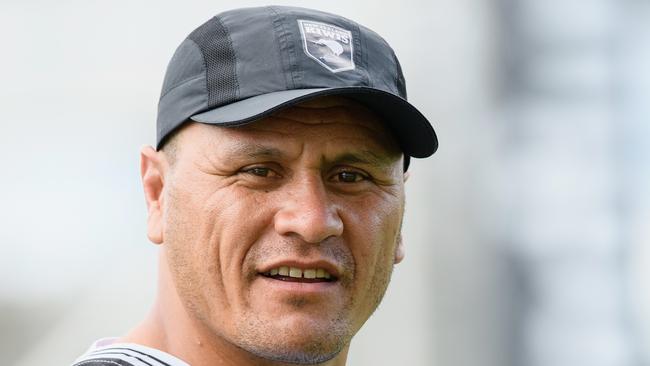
[190,87,438,158]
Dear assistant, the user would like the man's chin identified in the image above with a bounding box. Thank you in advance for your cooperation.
[231,318,351,365]
[240,347,343,365]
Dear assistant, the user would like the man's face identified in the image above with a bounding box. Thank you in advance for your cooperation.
[157,97,406,363]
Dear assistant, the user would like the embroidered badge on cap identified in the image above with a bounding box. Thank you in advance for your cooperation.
[298,19,355,73]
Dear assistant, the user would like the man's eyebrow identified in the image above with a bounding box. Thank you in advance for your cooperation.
[329,150,398,167]
[221,143,286,159]
[218,144,398,166]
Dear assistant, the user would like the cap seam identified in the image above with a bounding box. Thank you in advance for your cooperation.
[214,15,241,101]
[268,6,294,90]
[184,37,210,104]
[392,49,407,99]
[355,23,371,87]
[159,74,205,101]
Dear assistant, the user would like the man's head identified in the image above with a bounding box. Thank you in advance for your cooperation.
[143,96,406,363]
[140,6,437,365]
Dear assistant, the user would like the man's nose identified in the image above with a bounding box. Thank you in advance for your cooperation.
[273,174,344,243]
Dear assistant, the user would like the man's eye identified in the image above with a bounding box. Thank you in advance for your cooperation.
[337,171,366,183]
[245,167,272,177]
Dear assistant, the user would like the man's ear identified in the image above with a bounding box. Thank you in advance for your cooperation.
[140,145,168,245]
[394,232,405,264]
[403,171,410,183]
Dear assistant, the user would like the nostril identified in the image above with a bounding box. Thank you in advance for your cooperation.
[273,205,343,243]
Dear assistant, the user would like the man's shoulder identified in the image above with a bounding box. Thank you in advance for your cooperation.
[72,359,137,366]
[72,341,188,366]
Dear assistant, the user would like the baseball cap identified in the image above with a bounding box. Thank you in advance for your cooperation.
[156,5,438,166]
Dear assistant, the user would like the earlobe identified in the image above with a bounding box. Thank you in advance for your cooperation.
[141,146,167,245]
[394,232,405,264]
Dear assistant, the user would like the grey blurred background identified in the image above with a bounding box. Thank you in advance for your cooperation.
[1,0,649,365]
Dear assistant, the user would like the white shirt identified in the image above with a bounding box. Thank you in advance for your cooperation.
[72,337,189,366]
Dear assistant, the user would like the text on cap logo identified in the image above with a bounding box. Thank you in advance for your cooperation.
[298,20,355,73]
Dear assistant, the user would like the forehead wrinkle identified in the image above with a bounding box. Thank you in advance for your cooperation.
[325,149,399,168]
[270,104,385,131]
[217,140,288,160]
[254,115,393,149]
[204,111,401,164]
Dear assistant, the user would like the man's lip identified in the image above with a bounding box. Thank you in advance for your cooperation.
[257,260,343,278]
[257,276,338,294]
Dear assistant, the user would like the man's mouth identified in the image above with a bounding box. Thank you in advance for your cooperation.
[261,266,337,283]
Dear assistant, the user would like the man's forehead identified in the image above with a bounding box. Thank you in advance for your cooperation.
[206,117,400,158]
[246,96,401,149]
[166,96,404,169]
[185,96,399,149]
[213,140,399,168]
[269,95,387,130]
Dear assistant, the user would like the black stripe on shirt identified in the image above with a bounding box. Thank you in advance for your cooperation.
[89,347,172,366]
[72,358,137,366]
[82,350,154,366]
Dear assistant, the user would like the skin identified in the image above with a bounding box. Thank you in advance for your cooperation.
[125,96,408,366]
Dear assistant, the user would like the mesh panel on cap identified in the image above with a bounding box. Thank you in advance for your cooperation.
[188,16,239,108]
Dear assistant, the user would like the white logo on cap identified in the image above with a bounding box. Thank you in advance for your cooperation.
[298,19,355,73]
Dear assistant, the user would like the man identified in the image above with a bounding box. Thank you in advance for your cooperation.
[72,5,437,366]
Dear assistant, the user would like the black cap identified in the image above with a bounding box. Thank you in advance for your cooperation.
[157,5,438,161]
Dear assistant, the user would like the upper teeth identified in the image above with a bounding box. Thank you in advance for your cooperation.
[268,266,332,279]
